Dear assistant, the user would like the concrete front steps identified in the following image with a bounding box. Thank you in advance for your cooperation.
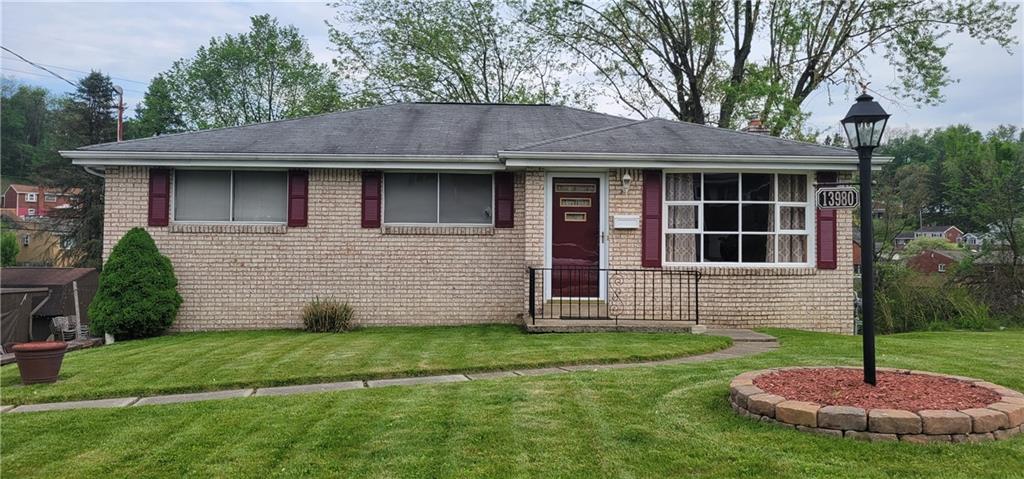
[525,319,703,333]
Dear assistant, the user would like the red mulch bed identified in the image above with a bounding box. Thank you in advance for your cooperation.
[753,368,1001,412]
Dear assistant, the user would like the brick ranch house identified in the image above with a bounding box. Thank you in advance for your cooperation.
[61,103,887,333]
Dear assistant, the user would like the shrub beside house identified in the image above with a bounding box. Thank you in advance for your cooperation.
[89,227,182,339]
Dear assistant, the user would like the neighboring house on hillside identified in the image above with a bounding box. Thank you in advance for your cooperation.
[894,231,915,249]
[960,232,982,246]
[893,225,964,250]
[0,211,71,266]
[60,102,889,334]
[914,225,963,243]
[907,249,967,274]
[960,232,984,251]
[0,184,81,218]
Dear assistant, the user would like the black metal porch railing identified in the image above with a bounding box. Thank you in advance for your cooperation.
[527,267,701,325]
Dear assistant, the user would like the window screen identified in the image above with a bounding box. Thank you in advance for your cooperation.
[384,173,438,223]
[233,171,287,222]
[439,174,491,223]
[384,173,493,225]
[175,170,230,221]
[174,170,287,223]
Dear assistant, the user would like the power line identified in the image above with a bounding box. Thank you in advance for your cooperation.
[0,45,77,88]
[2,62,148,98]
[1,66,57,79]
[1,53,148,85]
[2,67,141,113]
[1,67,147,96]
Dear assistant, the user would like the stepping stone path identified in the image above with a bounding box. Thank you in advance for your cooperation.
[3,329,776,414]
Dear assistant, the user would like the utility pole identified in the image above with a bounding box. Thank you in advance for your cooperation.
[113,85,124,142]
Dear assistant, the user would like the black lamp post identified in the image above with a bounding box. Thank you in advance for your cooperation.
[841,92,890,386]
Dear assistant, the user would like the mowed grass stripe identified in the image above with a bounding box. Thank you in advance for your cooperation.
[1,325,730,405]
[3,330,1022,478]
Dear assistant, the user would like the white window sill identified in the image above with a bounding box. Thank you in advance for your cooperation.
[381,225,495,236]
[169,223,288,234]
[661,264,820,276]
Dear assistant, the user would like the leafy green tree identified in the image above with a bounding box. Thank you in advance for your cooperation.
[35,71,116,268]
[902,237,960,257]
[89,228,182,339]
[54,71,118,146]
[1,230,19,267]
[126,74,185,139]
[871,158,936,261]
[945,126,1024,289]
[1,82,53,180]
[329,0,585,105]
[530,0,1018,135]
[871,125,1023,318]
[164,14,343,129]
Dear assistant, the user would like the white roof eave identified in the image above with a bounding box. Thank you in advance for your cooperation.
[498,151,891,171]
[61,149,892,172]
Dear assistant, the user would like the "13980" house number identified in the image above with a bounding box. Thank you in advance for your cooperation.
[816,186,860,209]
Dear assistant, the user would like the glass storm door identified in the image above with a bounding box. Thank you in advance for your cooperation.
[551,178,600,297]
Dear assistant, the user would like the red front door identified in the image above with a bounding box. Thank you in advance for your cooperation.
[551,178,600,297]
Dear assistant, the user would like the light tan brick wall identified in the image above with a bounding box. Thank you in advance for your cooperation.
[103,166,526,330]
[105,166,854,333]
[523,169,546,314]
[606,170,855,334]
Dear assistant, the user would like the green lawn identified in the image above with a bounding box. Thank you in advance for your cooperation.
[0,325,730,405]
[1,329,1021,478]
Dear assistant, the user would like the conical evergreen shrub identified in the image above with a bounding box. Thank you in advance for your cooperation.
[89,227,182,339]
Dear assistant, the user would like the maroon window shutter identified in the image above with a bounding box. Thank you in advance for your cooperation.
[361,171,382,228]
[494,172,514,228]
[816,172,838,269]
[287,170,309,227]
[148,168,170,226]
[641,170,662,268]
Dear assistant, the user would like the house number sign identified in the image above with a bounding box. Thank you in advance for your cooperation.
[816,186,860,209]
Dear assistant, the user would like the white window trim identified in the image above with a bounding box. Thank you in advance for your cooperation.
[381,171,496,227]
[44,194,57,202]
[171,168,288,225]
[938,263,946,273]
[661,171,816,267]
[25,193,37,202]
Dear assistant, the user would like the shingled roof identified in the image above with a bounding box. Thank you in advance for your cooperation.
[509,118,854,157]
[76,103,632,156]
[70,103,855,159]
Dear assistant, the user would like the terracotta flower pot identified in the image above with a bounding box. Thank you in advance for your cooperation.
[12,341,68,385]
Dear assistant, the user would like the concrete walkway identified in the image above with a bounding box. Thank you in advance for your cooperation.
[3,329,777,414]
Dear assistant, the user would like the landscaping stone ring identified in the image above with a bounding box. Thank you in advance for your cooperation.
[729,367,1024,443]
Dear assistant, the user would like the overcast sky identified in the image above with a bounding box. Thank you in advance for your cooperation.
[2,1,1022,137]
